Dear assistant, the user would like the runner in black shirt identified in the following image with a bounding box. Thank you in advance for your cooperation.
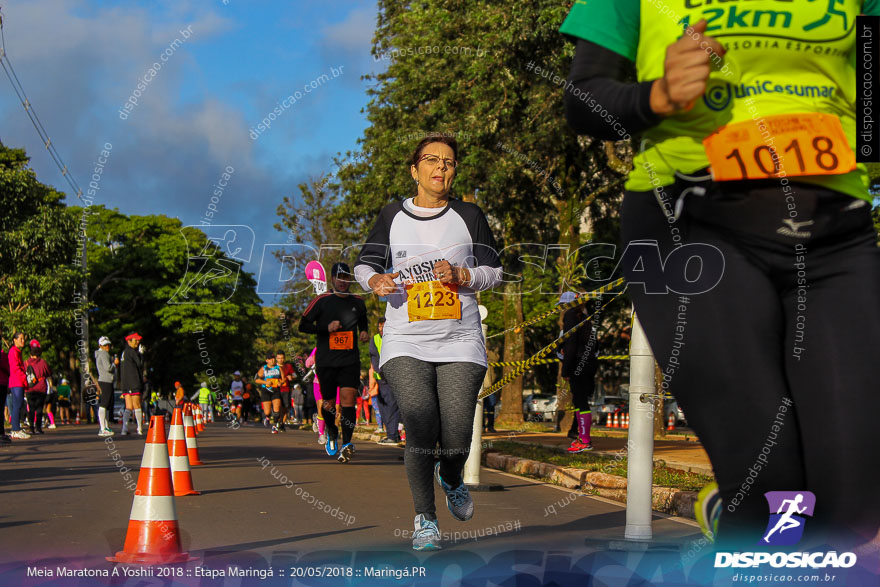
[299,262,369,462]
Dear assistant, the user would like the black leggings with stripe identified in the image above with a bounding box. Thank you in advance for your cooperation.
[620,178,880,549]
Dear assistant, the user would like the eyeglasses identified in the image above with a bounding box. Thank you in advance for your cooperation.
[417,154,458,169]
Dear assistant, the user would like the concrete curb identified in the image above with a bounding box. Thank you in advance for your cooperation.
[482,452,698,520]
[348,429,698,519]
[496,437,715,477]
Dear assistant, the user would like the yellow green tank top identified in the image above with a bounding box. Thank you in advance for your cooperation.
[560,0,879,202]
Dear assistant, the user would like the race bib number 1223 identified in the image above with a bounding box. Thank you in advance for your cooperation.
[407,281,462,322]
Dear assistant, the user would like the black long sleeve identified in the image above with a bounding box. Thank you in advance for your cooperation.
[564,39,660,140]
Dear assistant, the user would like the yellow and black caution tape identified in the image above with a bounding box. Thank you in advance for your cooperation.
[479,288,626,399]
[486,277,625,340]
[490,358,560,368]
[489,355,630,367]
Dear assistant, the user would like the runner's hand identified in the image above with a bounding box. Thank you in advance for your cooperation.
[359,331,369,343]
[651,19,724,115]
[433,260,469,285]
[328,320,341,333]
[368,272,400,297]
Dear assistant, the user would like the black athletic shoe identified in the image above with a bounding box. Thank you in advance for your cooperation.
[338,443,355,463]
[377,437,401,446]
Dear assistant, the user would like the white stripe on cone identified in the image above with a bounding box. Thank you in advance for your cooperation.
[169,455,191,473]
[185,435,196,449]
[130,495,177,521]
[141,443,171,470]
[168,424,183,441]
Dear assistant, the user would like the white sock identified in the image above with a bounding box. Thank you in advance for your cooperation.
[98,407,107,431]
[134,409,143,431]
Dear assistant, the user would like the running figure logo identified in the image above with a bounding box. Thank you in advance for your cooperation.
[760,491,816,546]
[803,0,847,32]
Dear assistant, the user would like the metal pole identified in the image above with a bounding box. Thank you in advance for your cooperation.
[625,311,655,540]
[464,306,502,491]
[80,230,88,421]
[463,316,488,485]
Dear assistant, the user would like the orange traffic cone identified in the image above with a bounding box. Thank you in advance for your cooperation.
[605,413,612,427]
[195,406,205,433]
[623,412,629,429]
[167,408,199,496]
[611,412,618,428]
[75,412,81,425]
[183,404,204,466]
[667,412,676,431]
[107,416,195,564]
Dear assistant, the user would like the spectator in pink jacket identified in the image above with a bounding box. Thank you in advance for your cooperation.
[8,332,29,440]
[0,327,10,443]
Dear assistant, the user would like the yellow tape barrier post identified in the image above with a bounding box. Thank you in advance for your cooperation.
[479,289,626,400]
[487,278,625,341]
[464,305,503,491]
[488,356,629,368]
[625,311,655,541]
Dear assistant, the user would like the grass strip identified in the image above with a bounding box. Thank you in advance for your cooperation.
[489,440,713,492]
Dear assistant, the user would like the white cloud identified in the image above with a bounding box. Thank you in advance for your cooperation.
[321,7,375,53]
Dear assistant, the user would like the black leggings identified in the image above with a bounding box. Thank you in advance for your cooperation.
[26,392,46,432]
[620,179,880,549]
[0,384,6,436]
[568,372,595,412]
[382,357,486,519]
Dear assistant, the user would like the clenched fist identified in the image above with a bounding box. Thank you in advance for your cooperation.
[651,19,725,116]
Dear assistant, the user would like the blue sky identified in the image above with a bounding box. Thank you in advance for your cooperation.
[0,0,381,304]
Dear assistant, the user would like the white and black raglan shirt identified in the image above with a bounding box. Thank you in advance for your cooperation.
[354,198,503,368]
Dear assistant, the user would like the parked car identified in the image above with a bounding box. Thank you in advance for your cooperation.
[664,399,687,427]
[522,393,557,422]
[592,395,628,425]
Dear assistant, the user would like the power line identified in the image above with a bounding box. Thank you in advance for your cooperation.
[0,9,85,204]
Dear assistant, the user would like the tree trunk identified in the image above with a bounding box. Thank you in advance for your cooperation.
[554,197,577,434]
[497,280,525,427]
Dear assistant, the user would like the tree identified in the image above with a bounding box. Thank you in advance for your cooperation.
[274,176,382,368]
[0,142,80,380]
[81,206,264,393]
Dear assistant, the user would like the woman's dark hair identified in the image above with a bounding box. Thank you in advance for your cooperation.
[409,133,459,167]
[13,332,24,342]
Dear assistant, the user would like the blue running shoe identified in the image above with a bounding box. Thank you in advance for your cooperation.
[325,437,339,456]
[434,462,474,521]
[411,514,441,551]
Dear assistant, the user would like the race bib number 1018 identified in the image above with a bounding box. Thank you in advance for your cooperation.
[703,113,856,181]
[407,281,462,322]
